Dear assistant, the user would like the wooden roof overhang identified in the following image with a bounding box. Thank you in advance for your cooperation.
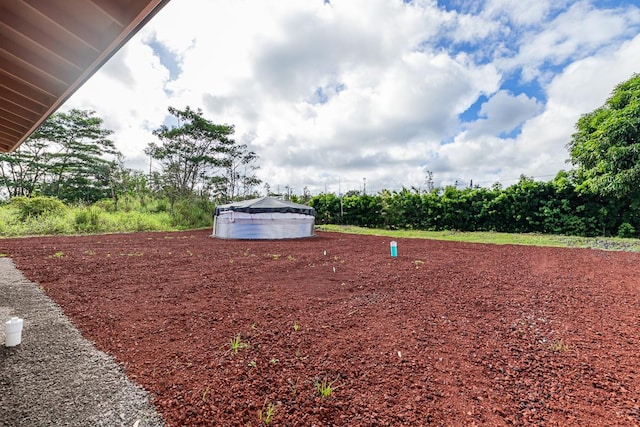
[0,0,171,153]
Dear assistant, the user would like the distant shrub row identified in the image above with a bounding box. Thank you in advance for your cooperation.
[309,174,639,238]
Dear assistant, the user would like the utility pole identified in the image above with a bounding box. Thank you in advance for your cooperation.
[426,170,434,193]
[339,177,343,224]
[363,177,366,195]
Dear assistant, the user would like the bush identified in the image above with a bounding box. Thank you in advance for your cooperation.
[617,222,636,238]
[10,196,67,221]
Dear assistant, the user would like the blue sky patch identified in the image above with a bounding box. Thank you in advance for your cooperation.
[146,36,181,81]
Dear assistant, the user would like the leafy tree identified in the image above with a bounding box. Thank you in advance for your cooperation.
[146,106,260,205]
[0,137,50,197]
[107,154,153,210]
[568,73,640,198]
[0,109,119,203]
[41,109,118,203]
[209,142,261,202]
[309,193,342,224]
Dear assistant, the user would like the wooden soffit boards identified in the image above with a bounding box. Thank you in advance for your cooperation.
[0,0,171,153]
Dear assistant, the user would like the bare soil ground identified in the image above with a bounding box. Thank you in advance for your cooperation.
[2,229,640,426]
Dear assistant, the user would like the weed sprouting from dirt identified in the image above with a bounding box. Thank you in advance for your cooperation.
[549,339,569,352]
[314,377,341,399]
[295,348,307,361]
[229,334,250,354]
[258,400,277,425]
[288,377,300,397]
[293,321,300,331]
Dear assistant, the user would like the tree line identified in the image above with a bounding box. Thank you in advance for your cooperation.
[0,107,261,209]
[1,73,639,238]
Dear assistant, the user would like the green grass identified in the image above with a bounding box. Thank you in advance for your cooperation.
[0,204,181,238]
[317,224,640,252]
[258,401,277,425]
[314,377,341,399]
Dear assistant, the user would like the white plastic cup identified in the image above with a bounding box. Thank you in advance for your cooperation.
[5,317,24,347]
[390,241,398,257]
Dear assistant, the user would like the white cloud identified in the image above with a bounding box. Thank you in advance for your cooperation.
[65,35,171,169]
[61,0,640,195]
[465,90,542,138]
[509,1,640,82]
[430,32,640,187]
[484,0,555,26]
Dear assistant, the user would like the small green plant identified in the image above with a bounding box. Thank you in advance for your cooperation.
[270,358,279,365]
[549,339,569,352]
[293,321,300,331]
[288,377,300,397]
[295,348,307,361]
[271,254,281,260]
[248,360,257,368]
[314,377,341,399]
[258,401,277,425]
[53,251,64,258]
[229,334,250,353]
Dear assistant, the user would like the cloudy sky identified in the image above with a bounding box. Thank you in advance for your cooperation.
[65,0,640,195]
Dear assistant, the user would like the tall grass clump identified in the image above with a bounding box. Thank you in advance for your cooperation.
[23,212,75,235]
[170,197,215,229]
[0,196,185,237]
[74,205,106,232]
[0,201,74,237]
[72,204,177,233]
[103,210,175,232]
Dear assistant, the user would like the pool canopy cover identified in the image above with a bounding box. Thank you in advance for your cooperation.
[213,197,316,239]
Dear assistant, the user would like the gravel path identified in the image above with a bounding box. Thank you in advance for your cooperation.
[0,258,165,427]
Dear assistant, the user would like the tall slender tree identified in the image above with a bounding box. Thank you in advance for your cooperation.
[146,106,261,204]
[0,137,50,197]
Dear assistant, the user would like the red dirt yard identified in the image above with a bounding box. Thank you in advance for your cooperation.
[3,230,640,426]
